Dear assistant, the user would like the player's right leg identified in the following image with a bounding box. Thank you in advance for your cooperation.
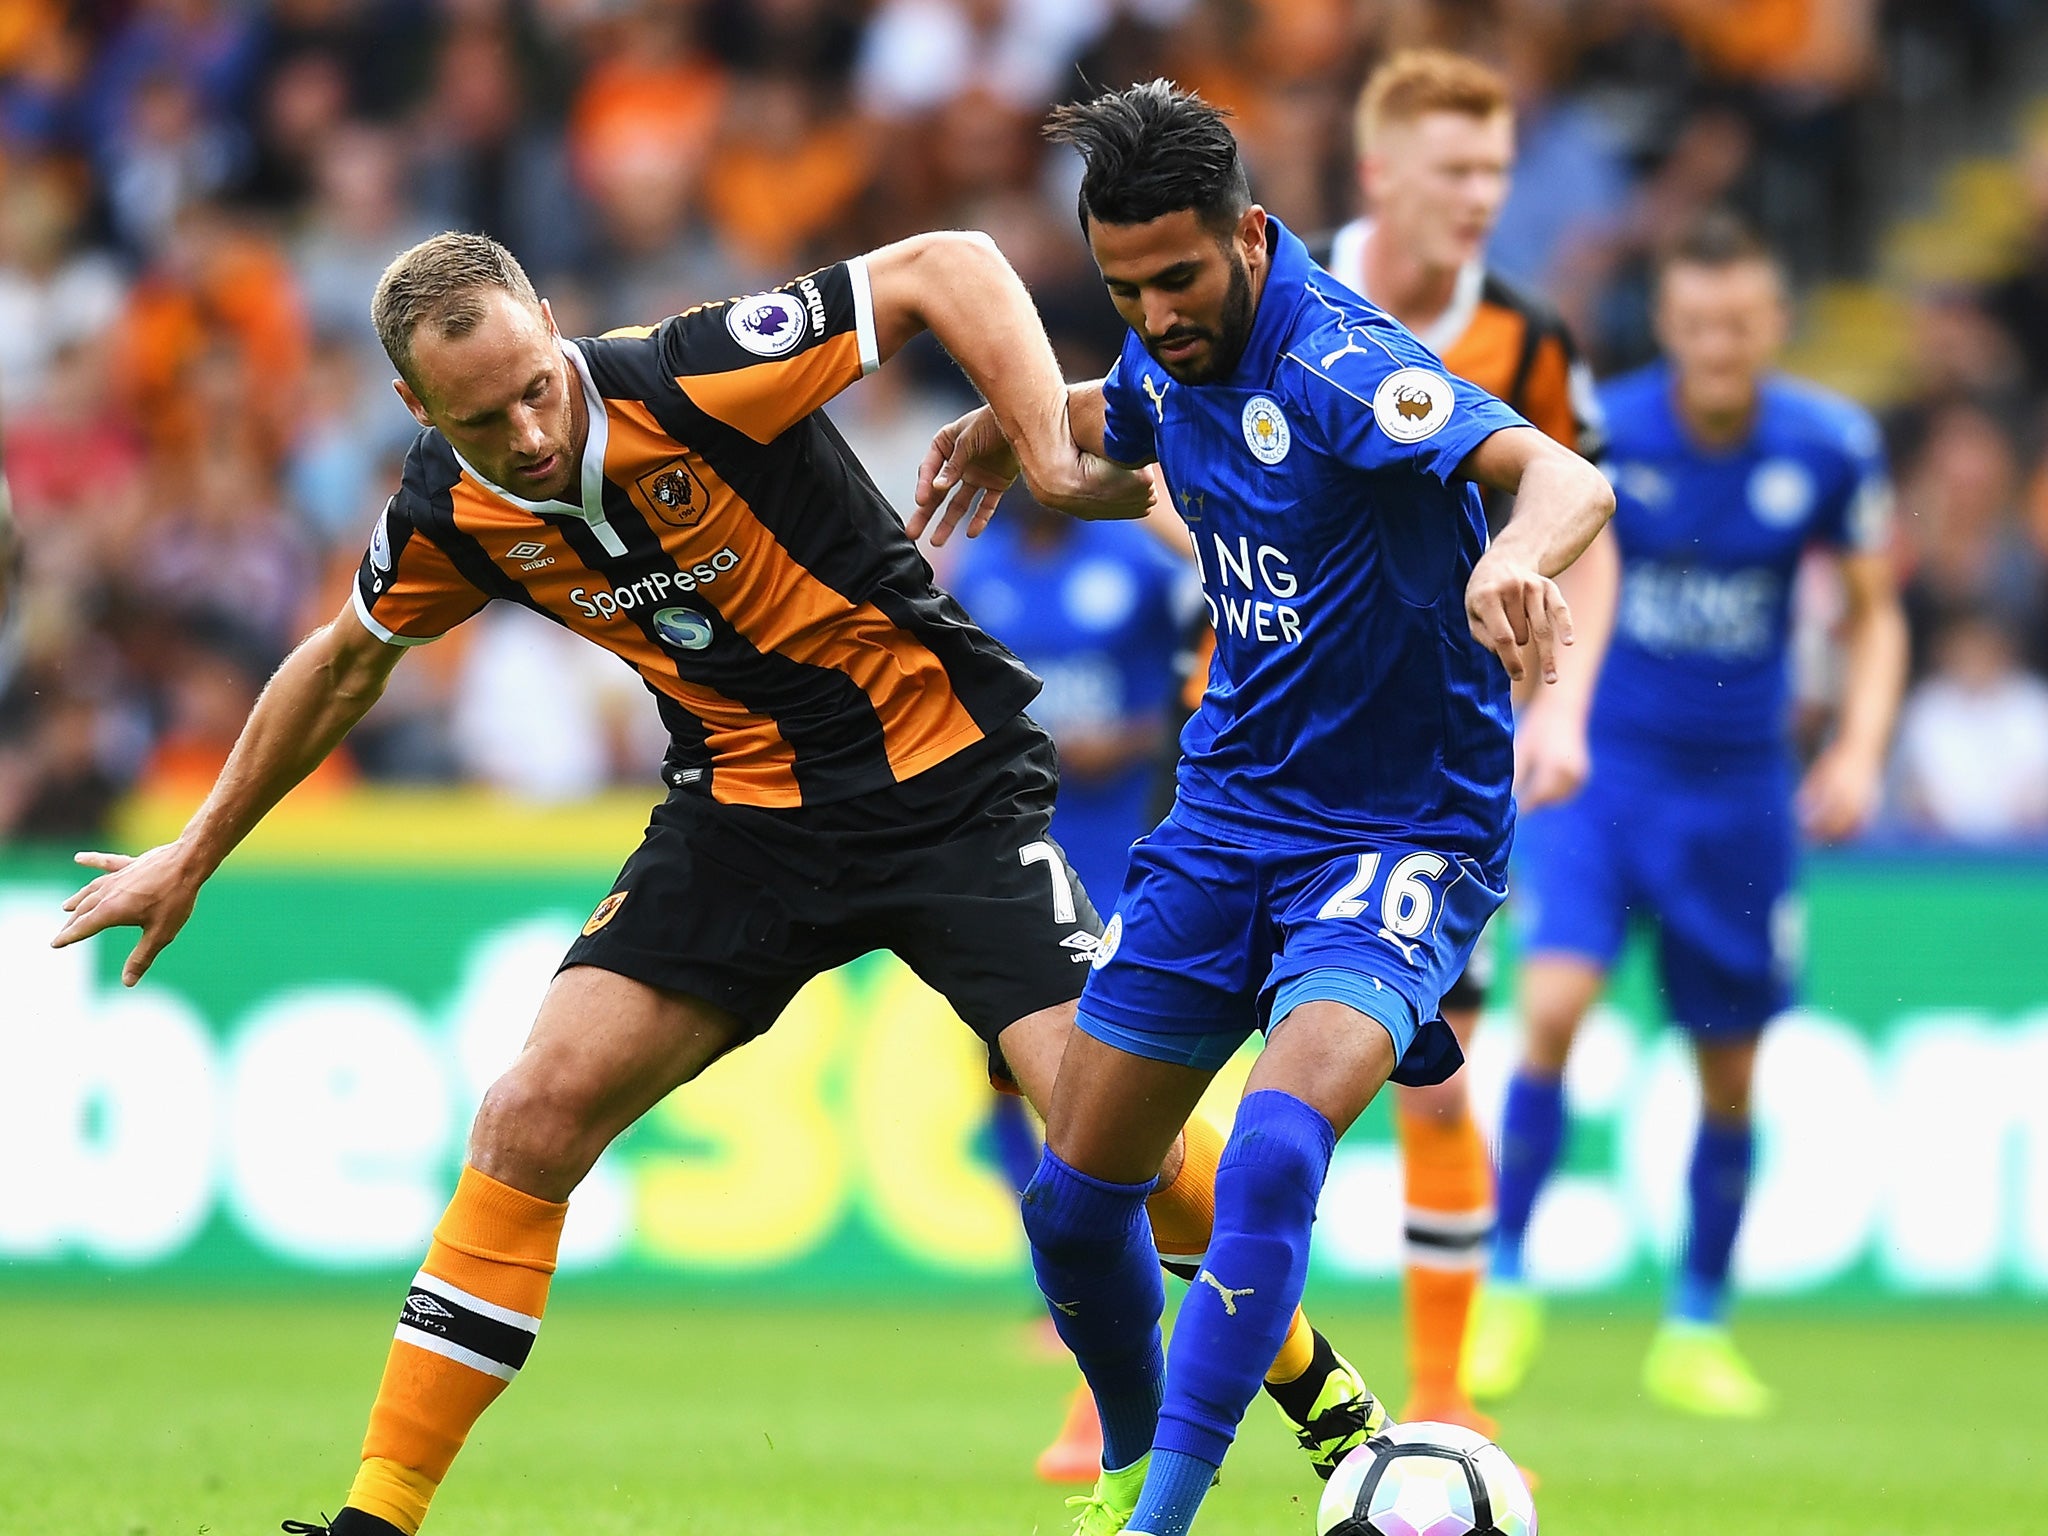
[297,966,754,1535]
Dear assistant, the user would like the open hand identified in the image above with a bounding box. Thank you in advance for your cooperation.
[911,407,1018,547]
[51,843,206,986]
[1467,553,1574,686]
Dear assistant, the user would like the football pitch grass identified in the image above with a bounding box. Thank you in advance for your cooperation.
[4,1292,2042,1535]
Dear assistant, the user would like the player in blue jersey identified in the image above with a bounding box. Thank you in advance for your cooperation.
[1465,212,1908,1418]
[913,83,1613,1536]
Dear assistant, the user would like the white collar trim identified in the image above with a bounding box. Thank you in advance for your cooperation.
[450,338,626,556]
[1328,217,1485,357]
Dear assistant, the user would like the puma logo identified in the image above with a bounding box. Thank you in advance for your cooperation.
[1141,373,1170,422]
[1319,333,1375,370]
[1197,1270,1255,1316]
[1377,927,1423,964]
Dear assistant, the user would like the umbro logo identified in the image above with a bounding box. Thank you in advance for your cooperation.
[507,539,554,572]
[1061,932,1102,964]
[404,1292,455,1322]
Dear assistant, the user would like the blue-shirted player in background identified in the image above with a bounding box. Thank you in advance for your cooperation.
[950,492,1196,908]
[1465,212,1909,1418]
[914,83,1613,1536]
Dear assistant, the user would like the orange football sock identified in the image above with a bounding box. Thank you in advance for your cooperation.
[1146,1112,1317,1386]
[346,1166,569,1534]
[1145,1113,1221,1265]
[1398,1109,1493,1406]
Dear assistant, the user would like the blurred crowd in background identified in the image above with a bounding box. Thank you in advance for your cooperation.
[3,0,2047,848]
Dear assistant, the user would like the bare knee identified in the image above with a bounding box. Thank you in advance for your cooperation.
[1519,959,1603,1077]
[468,1063,614,1202]
[1695,1038,1759,1121]
[1398,1073,1469,1125]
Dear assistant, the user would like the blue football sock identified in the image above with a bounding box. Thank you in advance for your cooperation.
[1672,1116,1753,1325]
[988,1092,1040,1198]
[1131,1090,1335,1535]
[1019,1148,1165,1470]
[1123,1449,1215,1536]
[1491,1070,1566,1283]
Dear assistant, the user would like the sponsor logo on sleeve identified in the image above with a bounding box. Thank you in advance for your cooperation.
[726,292,808,357]
[370,503,393,572]
[1241,395,1292,464]
[1371,367,1453,443]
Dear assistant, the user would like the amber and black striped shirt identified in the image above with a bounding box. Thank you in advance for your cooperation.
[354,259,1039,809]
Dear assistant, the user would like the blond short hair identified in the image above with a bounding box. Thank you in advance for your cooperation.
[1355,49,1512,157]
[372,232,540,386]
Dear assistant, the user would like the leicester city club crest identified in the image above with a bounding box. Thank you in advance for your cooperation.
[1241,395,1292,464]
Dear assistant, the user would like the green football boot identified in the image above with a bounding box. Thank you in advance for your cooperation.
[1642,1320,1774,1418]
[1269,1331,1392,1481]
[1462,1283,1543,1403]
[1065,1453,1150,1536]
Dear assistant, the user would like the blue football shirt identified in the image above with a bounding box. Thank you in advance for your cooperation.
[1592,362,1892,753]
[1098,218,1527,871]
[948,515,1196,903]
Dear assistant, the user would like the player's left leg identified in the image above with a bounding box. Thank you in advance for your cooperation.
[1123,999,1403,1536]
[999,1004,1377,1485]
[1393,948,1495,1433]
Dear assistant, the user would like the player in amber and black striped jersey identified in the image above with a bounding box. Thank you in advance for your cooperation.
[358,259,1040,809]
[54,229,1386,1536]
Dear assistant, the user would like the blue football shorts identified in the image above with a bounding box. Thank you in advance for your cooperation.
[1513,738,1798,1036]
[1075,811,1506,1085]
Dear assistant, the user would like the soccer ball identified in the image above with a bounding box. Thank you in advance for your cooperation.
[1316,1421,1536,1536]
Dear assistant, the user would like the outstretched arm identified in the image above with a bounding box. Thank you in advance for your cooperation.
[52,598,405,984]
[1458,426,1616,687]
[865,236,1148,525]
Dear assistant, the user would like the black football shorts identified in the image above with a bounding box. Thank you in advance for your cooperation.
[560,714,1104,1074]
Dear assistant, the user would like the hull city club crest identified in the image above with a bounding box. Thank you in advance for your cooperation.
[634,460,711,528]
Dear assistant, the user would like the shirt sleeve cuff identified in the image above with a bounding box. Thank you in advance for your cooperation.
[845,255,881,376]
[352,582,440,647]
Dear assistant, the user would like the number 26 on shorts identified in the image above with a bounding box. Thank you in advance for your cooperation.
[1315,850,1457,949]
